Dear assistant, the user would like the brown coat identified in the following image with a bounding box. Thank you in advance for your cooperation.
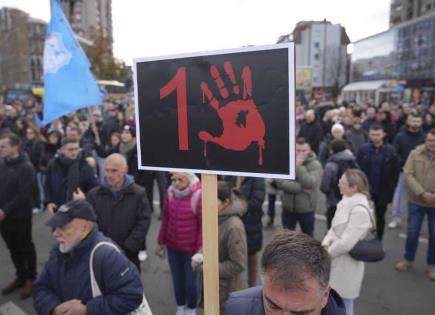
[217,199,248,306]
[404,144,435,207]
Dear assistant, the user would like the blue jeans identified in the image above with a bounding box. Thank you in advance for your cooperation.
[342,298,354,315]
[404,202,435,265]
[392,173,407,221]
[167,248,198,309]
[281,211,314,237]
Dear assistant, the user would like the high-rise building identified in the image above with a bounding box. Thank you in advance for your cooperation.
[390,0,435,26]
[0,7,46,86]
[278,20,350,94]
[60,0,113,56]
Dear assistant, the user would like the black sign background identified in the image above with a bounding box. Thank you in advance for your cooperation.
[135,46,293,176]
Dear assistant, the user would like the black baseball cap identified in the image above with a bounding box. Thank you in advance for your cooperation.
[45,200,97,228]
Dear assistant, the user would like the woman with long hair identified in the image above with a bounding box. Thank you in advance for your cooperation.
[322,169,374,315]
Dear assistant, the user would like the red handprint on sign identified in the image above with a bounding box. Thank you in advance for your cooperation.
[199,62,266,165]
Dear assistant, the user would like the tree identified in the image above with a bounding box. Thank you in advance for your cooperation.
[85,28,127,81]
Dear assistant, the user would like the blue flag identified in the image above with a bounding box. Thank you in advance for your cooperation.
[39,0,101,125]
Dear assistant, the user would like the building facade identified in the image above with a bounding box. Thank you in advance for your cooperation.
[278,20,350,97]
[390,0,435,26]
[61,0,113,57]
[0,7,46,87]
[346,11,435,105]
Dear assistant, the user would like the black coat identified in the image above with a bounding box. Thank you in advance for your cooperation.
[44,156,98,207]
[357,143,400,205]
[298,120,324,153]
[228,177,265,255]
[393,129,426,168]
[23,139,44,172]
[0,154,35,219]
[87,181,151,256]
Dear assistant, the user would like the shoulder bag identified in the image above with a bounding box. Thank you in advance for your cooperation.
[348,205,385,262]
[90,241,153,315]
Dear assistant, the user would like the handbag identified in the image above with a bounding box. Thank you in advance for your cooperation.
[90,241,153,315]
[348,205,385,262]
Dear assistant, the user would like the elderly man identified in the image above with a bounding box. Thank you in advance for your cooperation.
[396,129,435,281]
[87,153,151,270]
[224,230,346,315]
[33,200,144,315]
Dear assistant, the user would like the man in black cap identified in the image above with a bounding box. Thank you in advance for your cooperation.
[33,199,144,315]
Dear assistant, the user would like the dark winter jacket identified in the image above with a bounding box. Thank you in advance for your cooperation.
[40,142,60,171]
[23,139,44,172]
[321,150,357,207]
[224,286,346,315]
[87,175,151,256]
[362,117,378,132]
[393,128,426,168]
[298,120,324,154]
[33,227,143,315]
[345,127,368,155]
[319,135,354,167]
[44,155,98,207]
[357,142,400,205]
[228,177,265,255]
[0,154,35,219]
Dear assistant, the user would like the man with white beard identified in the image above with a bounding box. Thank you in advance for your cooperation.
[33,200,144,315]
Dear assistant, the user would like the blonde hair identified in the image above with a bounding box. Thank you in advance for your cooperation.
[344,168,371,200]
[171,172,194,182]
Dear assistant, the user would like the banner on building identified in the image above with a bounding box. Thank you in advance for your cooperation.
[296,66,312,90]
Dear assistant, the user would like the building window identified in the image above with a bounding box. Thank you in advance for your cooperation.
[314,53,320,60]
[314,42,320,48]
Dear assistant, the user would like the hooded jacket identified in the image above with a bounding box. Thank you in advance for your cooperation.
[218,199,248,305]
[224,286,346,315]
[320,150,357,208]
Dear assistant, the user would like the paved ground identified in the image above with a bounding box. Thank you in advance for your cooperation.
[1,192,434,315]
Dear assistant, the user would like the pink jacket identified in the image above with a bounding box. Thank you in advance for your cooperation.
[158,179,202,254]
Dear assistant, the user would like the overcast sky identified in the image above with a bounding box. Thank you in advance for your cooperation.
[0,0,391,65]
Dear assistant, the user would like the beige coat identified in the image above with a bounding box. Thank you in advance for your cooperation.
[322,192,373,299]
[404,144,435,207]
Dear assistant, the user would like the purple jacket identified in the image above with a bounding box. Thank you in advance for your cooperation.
[158,178,202,254]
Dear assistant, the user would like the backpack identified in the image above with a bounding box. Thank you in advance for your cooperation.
[333,158,359,199]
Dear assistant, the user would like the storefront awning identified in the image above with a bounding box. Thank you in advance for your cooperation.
[342,80,395,92]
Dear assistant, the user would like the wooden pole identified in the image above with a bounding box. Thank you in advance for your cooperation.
[201,174,220,315]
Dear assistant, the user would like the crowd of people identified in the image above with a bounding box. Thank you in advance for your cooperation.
[0,95,434,314]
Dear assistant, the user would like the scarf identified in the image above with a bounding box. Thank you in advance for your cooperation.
[119,138,136,158]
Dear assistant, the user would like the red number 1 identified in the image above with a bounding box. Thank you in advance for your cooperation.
[160,67,189,151]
